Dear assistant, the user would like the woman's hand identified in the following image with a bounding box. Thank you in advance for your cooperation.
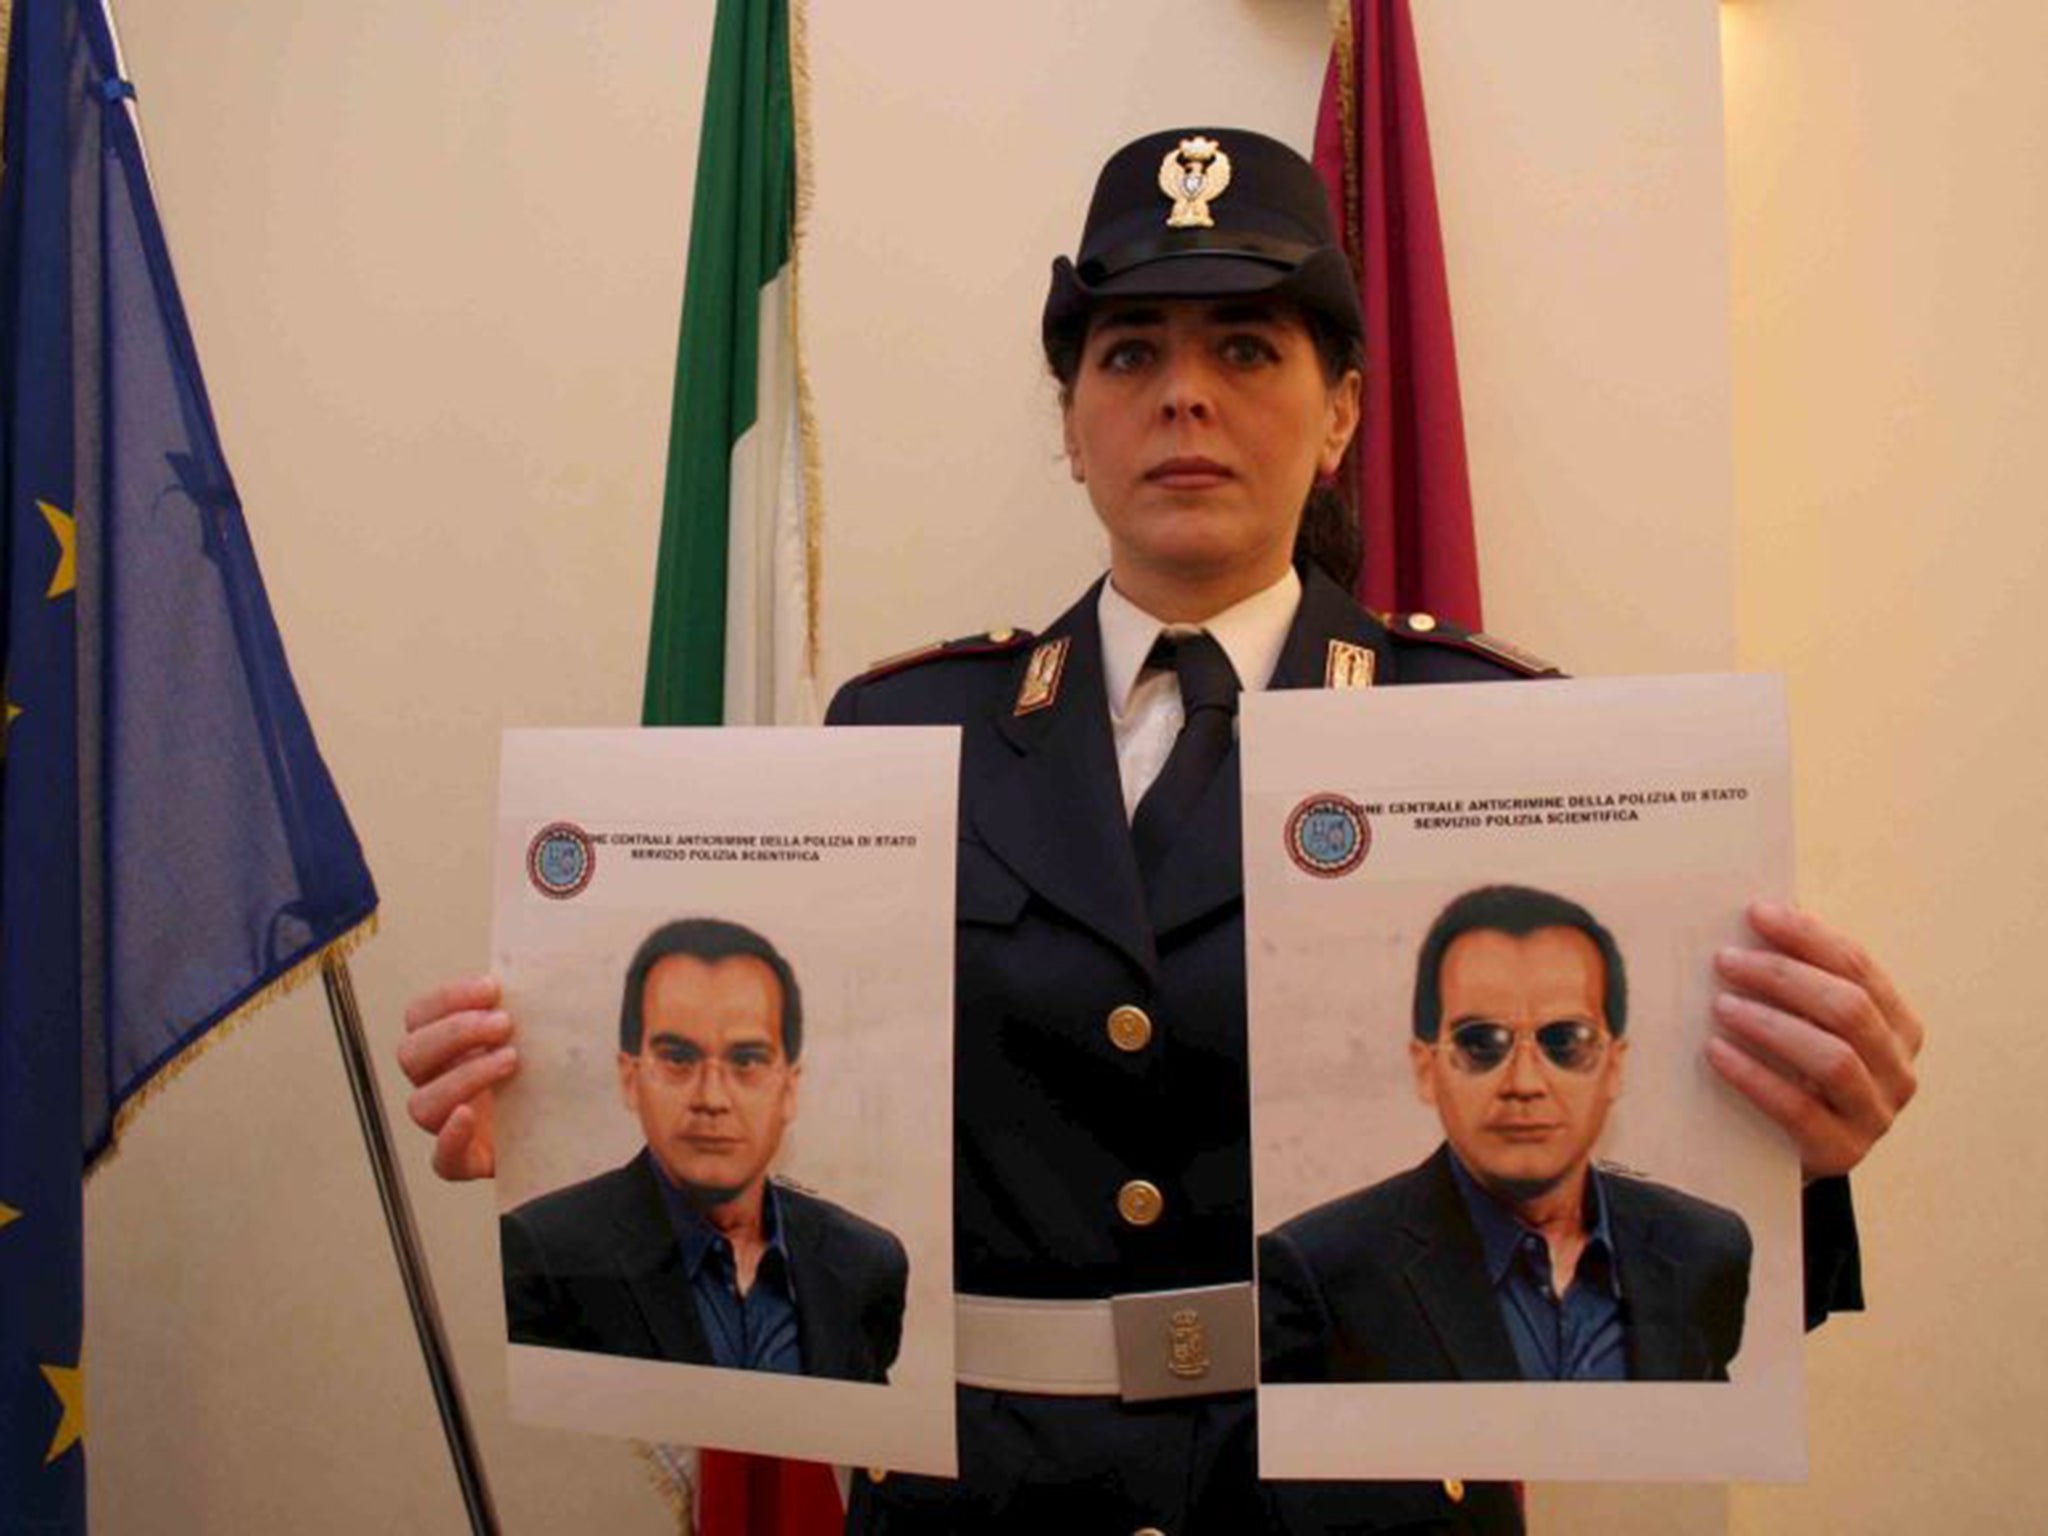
[397,976,519,1181]
[1707,901,1924,1180]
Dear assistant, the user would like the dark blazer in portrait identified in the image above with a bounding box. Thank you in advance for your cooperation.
[501,1149,909,1384]
[1260,1144,1753,1385]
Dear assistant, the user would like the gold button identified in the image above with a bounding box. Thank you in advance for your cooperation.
[1117,1179,1165,1227]
[1407,611,1438,633]
[1106,1004,1153,1052]
[987,626,1015,643]
[867,1467,888,1484]
[1443,1479,1465,1503]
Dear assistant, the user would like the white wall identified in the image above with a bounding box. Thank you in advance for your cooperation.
[83,3,1740,1531]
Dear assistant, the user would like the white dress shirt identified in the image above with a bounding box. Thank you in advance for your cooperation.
[1097,568,1302,821]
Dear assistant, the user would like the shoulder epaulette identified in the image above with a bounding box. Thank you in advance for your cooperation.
[855,626,1037,684]
[1386,611,1563,677]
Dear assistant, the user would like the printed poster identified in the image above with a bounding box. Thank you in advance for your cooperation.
[1244,676,1802,1482]
[491,726,959,1475]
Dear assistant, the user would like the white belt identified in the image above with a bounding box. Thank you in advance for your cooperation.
[956,1283,1257,1403]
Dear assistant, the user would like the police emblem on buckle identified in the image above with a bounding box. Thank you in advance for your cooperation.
[1158,136,1233,228]
[1111,1283,1255,1401]
[1167,1308,1211,1380]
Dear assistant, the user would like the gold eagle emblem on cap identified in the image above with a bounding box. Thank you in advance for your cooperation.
[1159,136,1232,228]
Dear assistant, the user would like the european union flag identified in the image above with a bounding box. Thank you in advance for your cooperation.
[0,3,378,1526]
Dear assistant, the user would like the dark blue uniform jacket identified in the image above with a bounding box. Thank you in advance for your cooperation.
[827,565,1861,1534]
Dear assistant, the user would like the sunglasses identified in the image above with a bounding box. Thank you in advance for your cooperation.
[1442,1020,1607,1075]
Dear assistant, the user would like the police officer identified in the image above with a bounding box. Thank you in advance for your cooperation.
[400,127,1919,1534]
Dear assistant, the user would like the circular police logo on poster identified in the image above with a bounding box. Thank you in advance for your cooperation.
[526,821,595,900]
[1284,794,1370,878]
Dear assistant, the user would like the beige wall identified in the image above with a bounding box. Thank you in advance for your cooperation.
[1421,0,1736,675]
[1723,3,2048,1533]
[87,6,710,1532]
[92,1,2020,1532]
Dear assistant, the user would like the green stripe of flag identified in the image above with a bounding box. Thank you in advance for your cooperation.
[643,0,798,726]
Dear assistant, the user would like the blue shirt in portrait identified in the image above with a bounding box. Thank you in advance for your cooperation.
[1449,1153,1628,1382]
[653,1170,805,1375]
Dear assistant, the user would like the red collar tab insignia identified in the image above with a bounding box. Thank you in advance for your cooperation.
[1158,137,1233,228]
[1013,636,1072,715]
[1324,640,1376,689]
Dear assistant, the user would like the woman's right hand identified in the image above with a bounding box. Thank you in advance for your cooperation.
[397,976,520,1181]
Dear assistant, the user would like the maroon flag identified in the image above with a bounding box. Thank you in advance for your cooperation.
[1314,0,1484,629]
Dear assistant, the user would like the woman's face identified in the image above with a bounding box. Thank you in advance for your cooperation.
[1062,297,1360,609]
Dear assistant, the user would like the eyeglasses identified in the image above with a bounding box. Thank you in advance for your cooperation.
[1441,1020,1607,1075]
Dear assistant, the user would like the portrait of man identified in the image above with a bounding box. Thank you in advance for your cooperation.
[501,917,909,1383]
[1260,884,1752,1384]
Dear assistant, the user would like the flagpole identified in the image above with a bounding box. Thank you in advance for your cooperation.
[321,955,501,1536]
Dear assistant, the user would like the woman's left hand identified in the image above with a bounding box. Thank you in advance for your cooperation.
[1706,900,1924,1180]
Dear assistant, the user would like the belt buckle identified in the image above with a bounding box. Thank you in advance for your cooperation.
[1110,1282,1256,1403]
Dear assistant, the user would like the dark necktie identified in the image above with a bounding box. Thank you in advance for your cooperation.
[1130,631,1241,899]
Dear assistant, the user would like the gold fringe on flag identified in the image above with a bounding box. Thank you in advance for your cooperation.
[0,0,14,166]
[788,0,825,701]
[87,912,380,1178]
[633,1440,697,1534]
[1325,0,1363,284]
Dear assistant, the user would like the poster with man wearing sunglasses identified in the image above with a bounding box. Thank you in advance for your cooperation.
[1258,883,1752,1387]
[1242,676,1803,1482]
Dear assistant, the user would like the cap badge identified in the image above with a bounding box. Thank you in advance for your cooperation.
[1158,136,1233,229]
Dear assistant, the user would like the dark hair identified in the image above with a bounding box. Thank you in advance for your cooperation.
[618,918,804,1061]
[1044,302,1365,592]
[1410,885,1627,1041]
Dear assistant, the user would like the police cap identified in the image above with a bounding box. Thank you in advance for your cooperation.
[1043,127,1362,357]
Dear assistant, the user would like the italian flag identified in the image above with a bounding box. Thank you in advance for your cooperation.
[644,0,819,730]
[643,1,839,1530]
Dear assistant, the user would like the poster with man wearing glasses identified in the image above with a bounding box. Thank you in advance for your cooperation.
[1242,676,1804,1483]
[489,727,961,1476]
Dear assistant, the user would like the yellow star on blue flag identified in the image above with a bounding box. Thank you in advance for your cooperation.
[37,501,76,598]
[38,1363,83,1465]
